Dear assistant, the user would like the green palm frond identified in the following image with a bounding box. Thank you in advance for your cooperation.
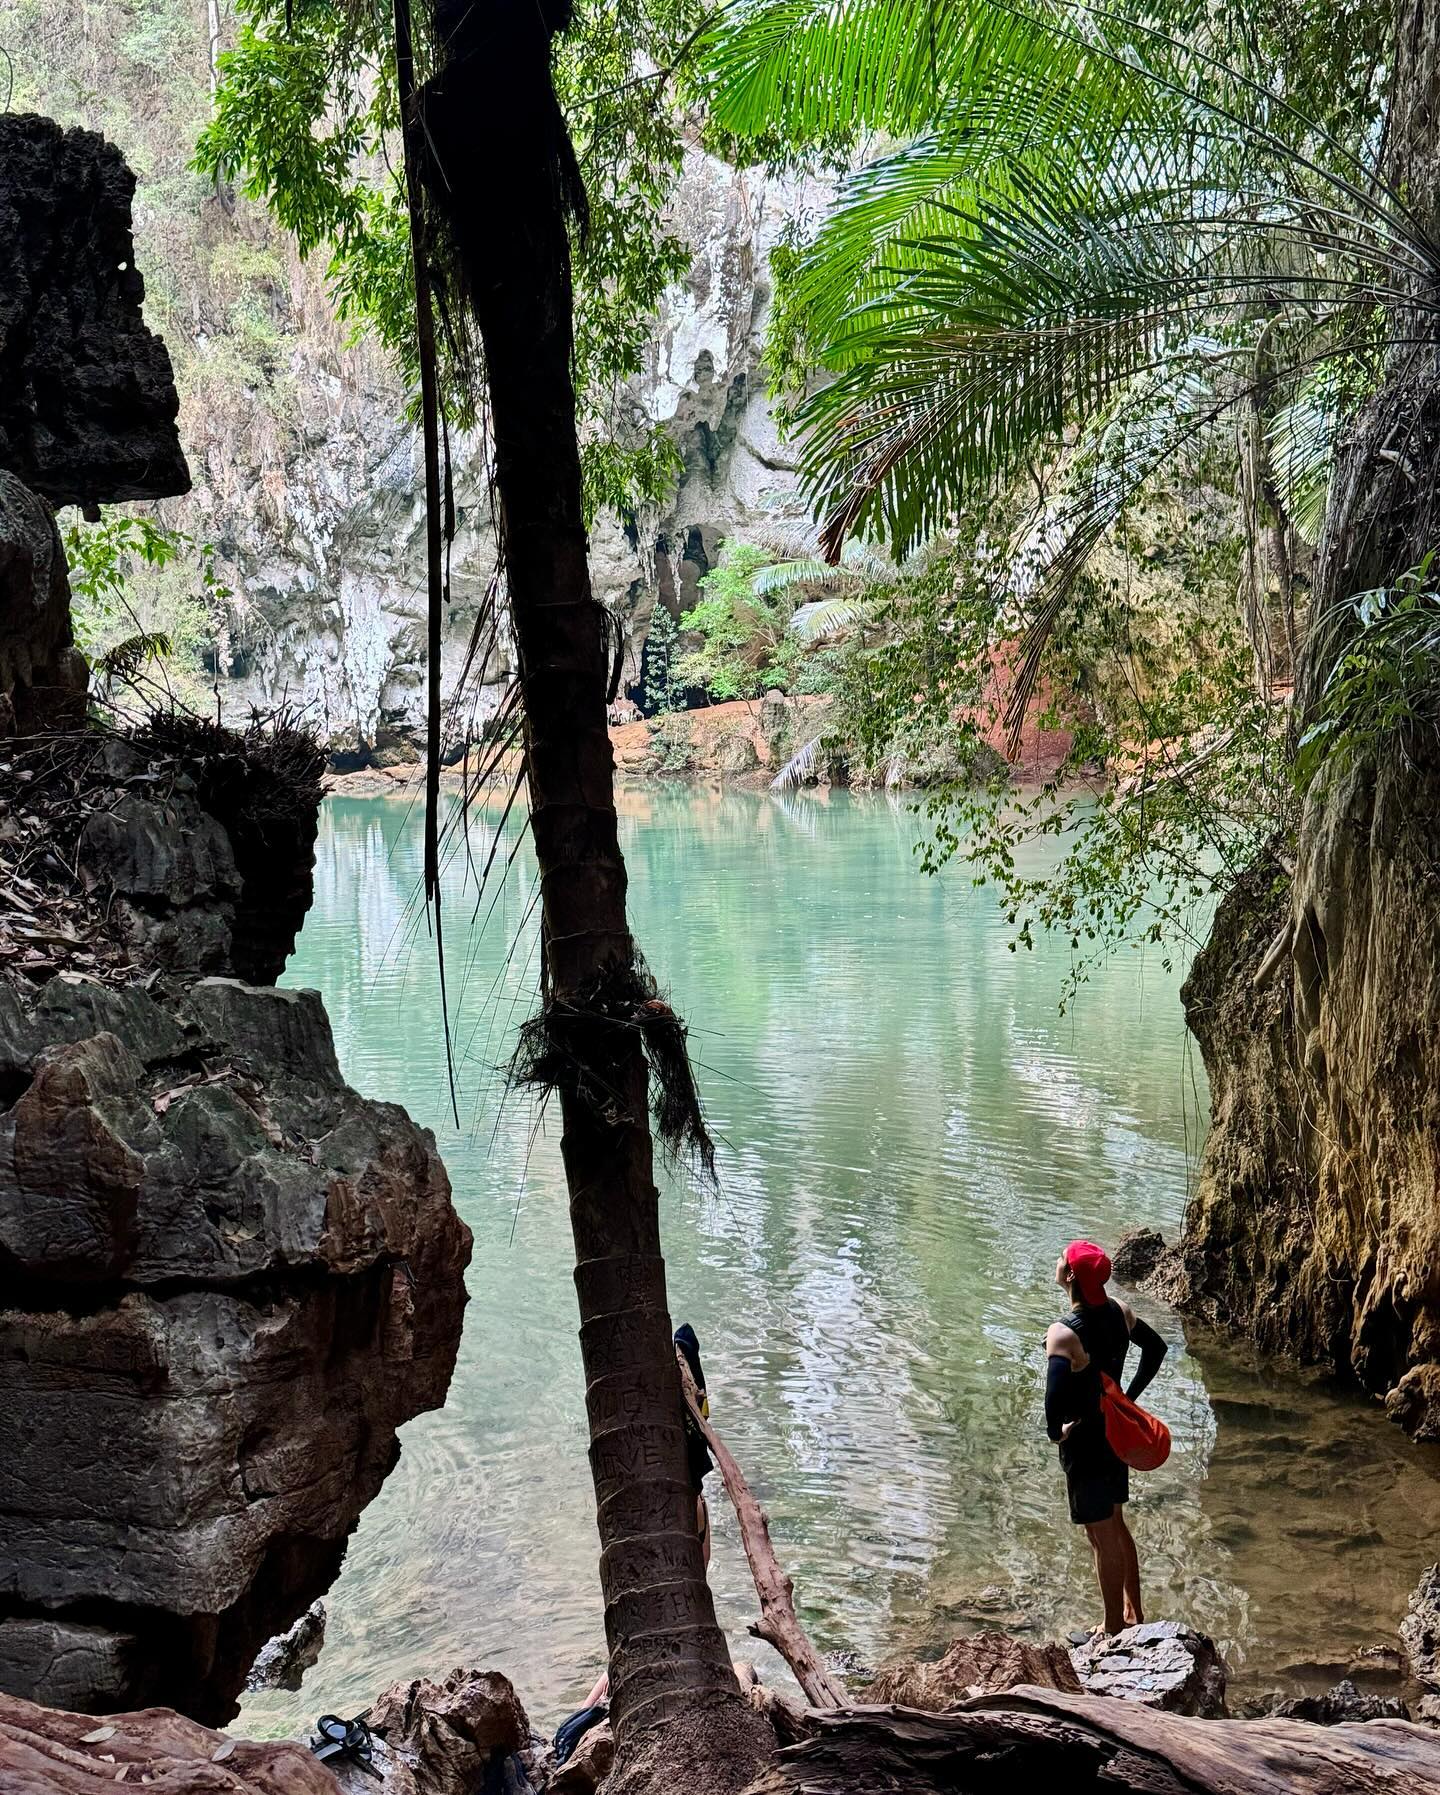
[705,0,1423,748]
[751,538,891,596]
[94,631,175,683]
[704,0,1158,144]
[769,733,825,790]
[1266,374,1340,546]
[751,556,840,595]
[789,597,875,640]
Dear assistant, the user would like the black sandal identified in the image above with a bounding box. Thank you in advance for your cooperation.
[310,1713,382,1780]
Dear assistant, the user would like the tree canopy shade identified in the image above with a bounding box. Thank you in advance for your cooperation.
[692,0,1440,996]
[196,0,701,520]
[702,0,1420,703]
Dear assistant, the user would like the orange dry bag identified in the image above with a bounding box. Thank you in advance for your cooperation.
[1099,1373,1171,1471]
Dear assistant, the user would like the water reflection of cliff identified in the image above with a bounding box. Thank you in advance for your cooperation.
[242,788,1440,1731]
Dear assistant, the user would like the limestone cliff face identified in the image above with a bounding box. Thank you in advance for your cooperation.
[1177,744,1440,1435]
[0,974,471,1722]
[204,151,821,756]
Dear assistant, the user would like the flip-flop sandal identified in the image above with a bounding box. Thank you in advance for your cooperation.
[311,1713,382,1781]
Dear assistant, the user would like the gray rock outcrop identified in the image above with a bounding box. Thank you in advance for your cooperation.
[0,116,473,1730]
[0,972,472,1722]
[245,1601,326,1694]
[1069,1620,1228,1717]
[199,152,825,759]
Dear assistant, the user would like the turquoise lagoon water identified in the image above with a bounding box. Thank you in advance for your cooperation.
[238,785,1440,1731]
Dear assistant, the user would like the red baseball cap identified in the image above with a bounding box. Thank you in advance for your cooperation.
[1065,1239,1111,1306]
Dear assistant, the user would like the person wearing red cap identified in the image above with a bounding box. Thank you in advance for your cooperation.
[1044,1239,1167,1636]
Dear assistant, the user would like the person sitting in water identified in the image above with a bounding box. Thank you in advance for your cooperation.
[565,1321,716,1735]
[1044,1239,1167,1638]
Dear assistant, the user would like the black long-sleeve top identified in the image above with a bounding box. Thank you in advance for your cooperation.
[1045,1303,1167,1443]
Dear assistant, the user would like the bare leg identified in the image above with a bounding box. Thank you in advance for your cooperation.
[582,1669,609,1708]
[697,1493,711,1570]
[1082,1512,1128,1635]
[1116,1508,1142,1626]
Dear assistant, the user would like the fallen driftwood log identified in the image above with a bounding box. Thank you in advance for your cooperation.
[741,1685,1440,1793]
[676,1348,847,1708]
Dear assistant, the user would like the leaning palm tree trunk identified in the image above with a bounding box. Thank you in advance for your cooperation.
[405,0,771,1782]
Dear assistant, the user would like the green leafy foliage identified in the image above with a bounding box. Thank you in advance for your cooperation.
[702,0,1402,739]
[195,0,697,519]
[806,486,1293,1003]
[642,605,684,716]
[64,514,230,710]
[95,632,177,682]
[683,0,1409,999]
[674,542,863,700]
[65,516,187,636]
[1295,559,1440,788]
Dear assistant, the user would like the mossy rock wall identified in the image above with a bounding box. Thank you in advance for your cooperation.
[1177,742,1440,1432]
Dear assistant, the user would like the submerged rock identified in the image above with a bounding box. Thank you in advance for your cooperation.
[1271,1679,1410,1724]
[862,1632,1082,1707]
[1403,1565,1440,1690]
[1070,1620,1227,1717]
[245,1601,327,1695]
[1110,1227,1169,1287]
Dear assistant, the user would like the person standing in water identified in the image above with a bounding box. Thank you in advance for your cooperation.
[1044,1239,1167,1637]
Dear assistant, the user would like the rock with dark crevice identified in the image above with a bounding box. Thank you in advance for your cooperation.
[0,971,472,1722]
[0,109,469,1737]
[0,471,87,735]
[1404,1566,1440,1691]
[1069,1620,1228,1718]
[245,1600,327,1694]
[0,114,190,509]
[334,1668,531,1795]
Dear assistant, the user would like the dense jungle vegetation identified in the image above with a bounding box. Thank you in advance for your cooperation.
[12,0,1423,1003]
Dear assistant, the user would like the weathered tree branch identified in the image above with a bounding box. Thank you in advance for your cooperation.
[675,1348,847,1709]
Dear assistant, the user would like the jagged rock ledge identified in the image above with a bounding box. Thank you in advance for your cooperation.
[1159,741,1440,1439]
[0,970,472,1722]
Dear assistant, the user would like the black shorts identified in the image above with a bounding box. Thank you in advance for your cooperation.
[1063,1448,1129,1525]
